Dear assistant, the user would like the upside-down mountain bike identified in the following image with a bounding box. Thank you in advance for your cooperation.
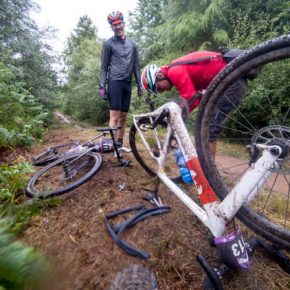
[26,126,131,199]
[129,35,290,288]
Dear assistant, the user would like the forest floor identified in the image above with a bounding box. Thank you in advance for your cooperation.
[3,114,290,290]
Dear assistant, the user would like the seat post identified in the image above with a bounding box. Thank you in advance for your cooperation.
[109,127,122,160]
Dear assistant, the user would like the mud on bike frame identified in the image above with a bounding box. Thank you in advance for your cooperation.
[132,100,283,238]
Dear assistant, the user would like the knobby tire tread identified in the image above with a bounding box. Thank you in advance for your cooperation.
[195,34,290,249]
[129,120,157,177]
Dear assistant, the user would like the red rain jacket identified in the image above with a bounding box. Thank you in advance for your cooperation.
[160,51,228,111]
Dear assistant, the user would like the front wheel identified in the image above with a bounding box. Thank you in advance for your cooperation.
[195,35,290,249]
[26,153,103,198]
[32,142,79,166]
[129,118,180,179]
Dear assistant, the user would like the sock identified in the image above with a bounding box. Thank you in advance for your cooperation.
[117,138,123,146]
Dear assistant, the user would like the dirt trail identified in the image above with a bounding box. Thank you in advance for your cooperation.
[17,122,290,290]
[54,110,83,129]
[54,111,71,124]
[215,154,289,195]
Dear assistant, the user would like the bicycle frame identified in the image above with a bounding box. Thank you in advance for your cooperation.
[133,100,282,237]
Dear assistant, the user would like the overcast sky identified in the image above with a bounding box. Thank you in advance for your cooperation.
[31,0,137,53]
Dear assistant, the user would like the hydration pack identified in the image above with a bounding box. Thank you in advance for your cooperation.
[220,47,262,79]
[167,48,260,80]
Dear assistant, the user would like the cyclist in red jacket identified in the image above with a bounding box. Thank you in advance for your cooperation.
[141,50,249,158]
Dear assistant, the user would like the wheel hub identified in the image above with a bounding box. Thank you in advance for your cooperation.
[251,125,290,173]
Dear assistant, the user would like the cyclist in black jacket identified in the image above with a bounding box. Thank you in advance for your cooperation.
[99,11,143,146]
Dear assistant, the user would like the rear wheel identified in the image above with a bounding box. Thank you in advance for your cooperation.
[195,35,290,249]
[129,118,180,180]
[26,153,103,198]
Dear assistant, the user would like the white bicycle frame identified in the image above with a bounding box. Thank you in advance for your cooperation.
[133,100,282,238]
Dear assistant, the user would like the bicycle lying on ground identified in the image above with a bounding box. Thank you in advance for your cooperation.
[129,35,290,288]
[26,127,131,199]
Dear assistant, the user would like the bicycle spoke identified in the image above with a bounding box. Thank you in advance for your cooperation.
[196,39,290,248]
[32,154,99,195]
[282,106,290,126]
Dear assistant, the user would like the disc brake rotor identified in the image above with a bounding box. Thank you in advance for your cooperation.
[251,125,290,174]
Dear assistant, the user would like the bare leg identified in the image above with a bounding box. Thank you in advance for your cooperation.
[109,110,120,139]
[117,111,127,142]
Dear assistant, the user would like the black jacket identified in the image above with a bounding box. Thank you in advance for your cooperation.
[99,36,142,88]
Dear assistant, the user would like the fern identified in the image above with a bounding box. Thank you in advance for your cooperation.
[0,219,47,290]
[0,162,33,205]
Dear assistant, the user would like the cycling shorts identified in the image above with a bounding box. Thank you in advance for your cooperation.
[209,79,247,141]
[107,80,132,112]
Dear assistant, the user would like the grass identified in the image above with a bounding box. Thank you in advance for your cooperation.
[250,189,289,229]
[217,141,250,159]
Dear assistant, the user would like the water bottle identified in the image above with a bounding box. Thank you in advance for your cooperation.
[175,149,194,184]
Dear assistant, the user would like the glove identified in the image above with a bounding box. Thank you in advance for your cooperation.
[137,87,143,97]
[99,87,107,100]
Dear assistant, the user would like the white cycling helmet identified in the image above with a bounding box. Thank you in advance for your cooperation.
[141,64,160,95]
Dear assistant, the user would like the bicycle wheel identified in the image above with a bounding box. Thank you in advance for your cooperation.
[195,34,290,249]
[32,142,79,166]
[129,118,180,179]
[26,153,103,198]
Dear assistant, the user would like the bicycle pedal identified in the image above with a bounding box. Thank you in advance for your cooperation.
[120,160,131,167]
[112,159,131,167]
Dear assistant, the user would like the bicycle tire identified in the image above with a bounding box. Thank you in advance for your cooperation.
[32,150,58,166]
[32,142,79,166]
[195,34,290,249]
[26,152,103,198]
[129,118,180,179]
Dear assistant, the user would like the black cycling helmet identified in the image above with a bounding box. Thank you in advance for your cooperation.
[107,11,124,25]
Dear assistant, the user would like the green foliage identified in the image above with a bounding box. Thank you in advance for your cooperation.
[226,61,290,138]
[220,3,290,140]
[0,162,33,205]
[127,0,290,140]
[0,0,58,148]
[225,0,290,34]
[0,62,50,148]
[128,0,168,65]
[62,17,109,125]
[129,0,230,66]
[0,162,56,289]
[0,161,63,234]
[0,219,47,290]
[64,15,98,63]
[0,0,58,108]
[227,8,289,48]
